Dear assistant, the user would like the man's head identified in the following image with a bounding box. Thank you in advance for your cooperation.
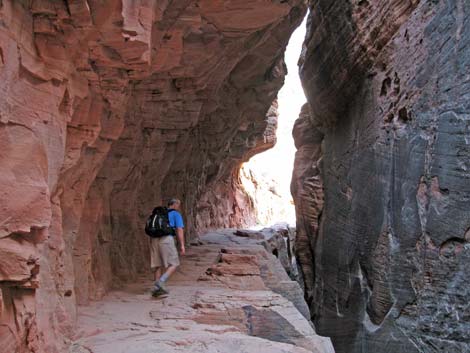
[167,198,181,210]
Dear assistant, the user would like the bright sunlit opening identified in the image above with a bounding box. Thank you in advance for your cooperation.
[241,17,307,226]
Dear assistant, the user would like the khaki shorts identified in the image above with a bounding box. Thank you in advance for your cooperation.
[150,235,180,268]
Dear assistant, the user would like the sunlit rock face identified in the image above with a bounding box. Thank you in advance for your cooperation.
[0,1,306,351]
[240,162,295,226]
[240,102,297,226]
[197,101,279,231]
[297,1,470,352]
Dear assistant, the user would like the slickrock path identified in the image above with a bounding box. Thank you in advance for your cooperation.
[70,230,334,353]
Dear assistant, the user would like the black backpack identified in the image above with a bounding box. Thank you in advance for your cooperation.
[145,207,176,238]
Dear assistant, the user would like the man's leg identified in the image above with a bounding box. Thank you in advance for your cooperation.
[150,238,164,295]
[154,236,180,293]
[152,266,167,296]
[153,266,176,296]
[154,267,162,282]
[157,265,178,286]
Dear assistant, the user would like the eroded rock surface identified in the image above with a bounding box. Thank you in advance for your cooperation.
[296,1,470,352]
[0,1,306,351]
[290,103,323,309]
[71,230,334,353]
[234,224,303,293]
[240,162,296,225]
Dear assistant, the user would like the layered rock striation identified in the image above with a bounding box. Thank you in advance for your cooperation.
[295,1,470,352]
[0,1,306,351]
[290,103,323,309]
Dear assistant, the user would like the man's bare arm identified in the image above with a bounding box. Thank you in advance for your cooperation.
[176,228,185,255]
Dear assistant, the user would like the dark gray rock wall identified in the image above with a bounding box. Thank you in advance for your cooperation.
[297,1,470,352]
[290,103,324,308]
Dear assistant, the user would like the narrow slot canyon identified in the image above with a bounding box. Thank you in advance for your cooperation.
[239,17,306,227]
[1,1,469,353]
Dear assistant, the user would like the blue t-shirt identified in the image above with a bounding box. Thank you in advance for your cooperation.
[168,209,184,229]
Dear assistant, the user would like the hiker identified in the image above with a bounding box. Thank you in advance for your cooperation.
[148,198,185,297]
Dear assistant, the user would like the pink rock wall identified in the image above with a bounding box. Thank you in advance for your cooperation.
[0,1,306,351]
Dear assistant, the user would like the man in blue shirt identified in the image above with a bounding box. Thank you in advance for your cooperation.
[150,198,185,297]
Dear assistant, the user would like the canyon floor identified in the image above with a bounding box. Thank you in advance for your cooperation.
[69,230,334,353]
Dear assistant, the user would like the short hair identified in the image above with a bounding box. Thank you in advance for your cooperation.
[167,198,180,207]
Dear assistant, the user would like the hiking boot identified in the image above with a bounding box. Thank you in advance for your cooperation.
[151,281,169,296]
[151,286,168,298]
[154,280,169,294]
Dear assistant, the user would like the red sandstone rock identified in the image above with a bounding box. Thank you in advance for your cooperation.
[0,1,307,351]
[208,263,261,277]
[71,231,334,353]
[0,236,39,285]
[220,253,260,267]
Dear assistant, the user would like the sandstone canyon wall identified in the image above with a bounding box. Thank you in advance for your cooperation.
[0,1,307,351]
[294,1,470,352]
[291,102,323,310]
